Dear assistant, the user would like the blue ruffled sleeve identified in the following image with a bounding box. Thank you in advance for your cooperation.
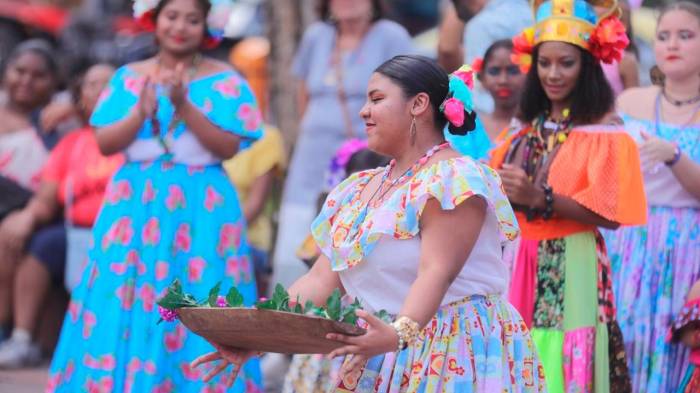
[190,70,263,147]
[90,66,139,128]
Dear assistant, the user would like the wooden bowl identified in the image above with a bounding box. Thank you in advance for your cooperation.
[177,307,366,354]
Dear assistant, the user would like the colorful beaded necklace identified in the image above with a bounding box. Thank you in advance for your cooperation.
[349,141,450,233]
[521,109,572,182]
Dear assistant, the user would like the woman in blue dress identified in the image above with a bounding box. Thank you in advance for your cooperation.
[46,0,263,391]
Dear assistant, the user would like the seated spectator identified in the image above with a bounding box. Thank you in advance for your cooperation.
[0,63,123,368]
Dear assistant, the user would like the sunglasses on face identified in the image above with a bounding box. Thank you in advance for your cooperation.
[484,65,521,77]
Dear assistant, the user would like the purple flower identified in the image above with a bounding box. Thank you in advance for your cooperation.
[216,296,228,308]
[158,305,178,322]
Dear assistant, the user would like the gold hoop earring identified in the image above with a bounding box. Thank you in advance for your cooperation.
[410,116,417,146]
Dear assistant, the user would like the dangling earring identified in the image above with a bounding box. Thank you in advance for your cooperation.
[410,116,417,146]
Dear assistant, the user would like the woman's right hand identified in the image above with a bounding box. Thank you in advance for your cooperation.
[0,210,34,253]
[137,76,158,119]
[190,341,259,388]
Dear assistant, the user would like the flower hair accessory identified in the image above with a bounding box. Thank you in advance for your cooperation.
[511,27,535,73]
[511,0,629,72]
[133,0,234,46]
[439,65,477,134]
[324,138,369,191]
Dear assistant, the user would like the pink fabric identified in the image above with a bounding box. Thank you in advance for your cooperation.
[508,239,538,328]
[691,349,700,366]
[563,327,596,392]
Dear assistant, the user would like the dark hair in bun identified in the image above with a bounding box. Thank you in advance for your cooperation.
[374,55,476,136]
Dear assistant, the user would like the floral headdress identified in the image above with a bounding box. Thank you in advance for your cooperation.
[439,65,477,134]
[133,0,233,48]
[511,0,629,73]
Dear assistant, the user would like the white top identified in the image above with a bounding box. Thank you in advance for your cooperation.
[339,211,507,314]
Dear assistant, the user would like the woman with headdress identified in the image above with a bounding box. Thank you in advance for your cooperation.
[45,0,264,391]
[490,0,647,391]
[193,55,546,392]
[602,2,700,391]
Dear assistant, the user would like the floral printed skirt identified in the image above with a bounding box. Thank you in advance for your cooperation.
[47,160,262,393]
[508,231,631,393]
[603,206,700,393]
[332,295,546,393]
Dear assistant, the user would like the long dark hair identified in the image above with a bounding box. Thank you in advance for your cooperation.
[317,0,384,22]
[518,44,614,125]
[375,55,475,135]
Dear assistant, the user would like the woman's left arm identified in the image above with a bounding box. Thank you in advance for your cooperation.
[178,100,239,159]
[639,131,700,201]
[327,196,487,374]
[397,196,487,326]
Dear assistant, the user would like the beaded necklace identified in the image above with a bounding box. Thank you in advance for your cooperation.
[349,141,450,233]
[521,109,572,183]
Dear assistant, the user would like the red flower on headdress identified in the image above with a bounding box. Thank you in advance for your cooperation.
[137,10,156,31]
[511,27,535,73]
[589,16,629,64]
[471,57,484,74]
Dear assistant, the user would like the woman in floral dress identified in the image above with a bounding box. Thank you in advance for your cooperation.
[46,0,263,391]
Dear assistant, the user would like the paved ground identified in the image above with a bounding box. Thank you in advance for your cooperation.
[0,363,48,393]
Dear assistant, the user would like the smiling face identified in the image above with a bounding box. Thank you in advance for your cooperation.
[2,51,56,111]
[535,41,582,105]
[359,73,413,156]
[655,9,700,81]
[480,47,525,109]
[155,0,207,55]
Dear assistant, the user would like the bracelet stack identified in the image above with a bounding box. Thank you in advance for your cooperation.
[666,143,682,167]
[542,185,554,220]
[391,316,420,352]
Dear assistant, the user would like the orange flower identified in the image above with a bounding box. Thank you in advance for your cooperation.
[512,27,535,73]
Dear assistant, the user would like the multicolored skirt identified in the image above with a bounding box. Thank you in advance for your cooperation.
[332,295,546,392]
[508,230,631,393]
[678,364,700,393]
[46,160,262,392]
[603,206,700,392]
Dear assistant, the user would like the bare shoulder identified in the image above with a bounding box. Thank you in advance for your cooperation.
[616,85,659,120]
[199,58,234,76]
[126,58,157,75]
[428,146,462,165]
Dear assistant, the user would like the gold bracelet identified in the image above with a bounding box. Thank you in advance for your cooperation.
[391,316,420,351]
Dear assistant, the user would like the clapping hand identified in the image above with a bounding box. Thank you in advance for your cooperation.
[190,341,258,388]
[497,164,543,208]
[160,63,189,110]
[325,310,398,378]
[138,76,158,119]
[639,131,677,172]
